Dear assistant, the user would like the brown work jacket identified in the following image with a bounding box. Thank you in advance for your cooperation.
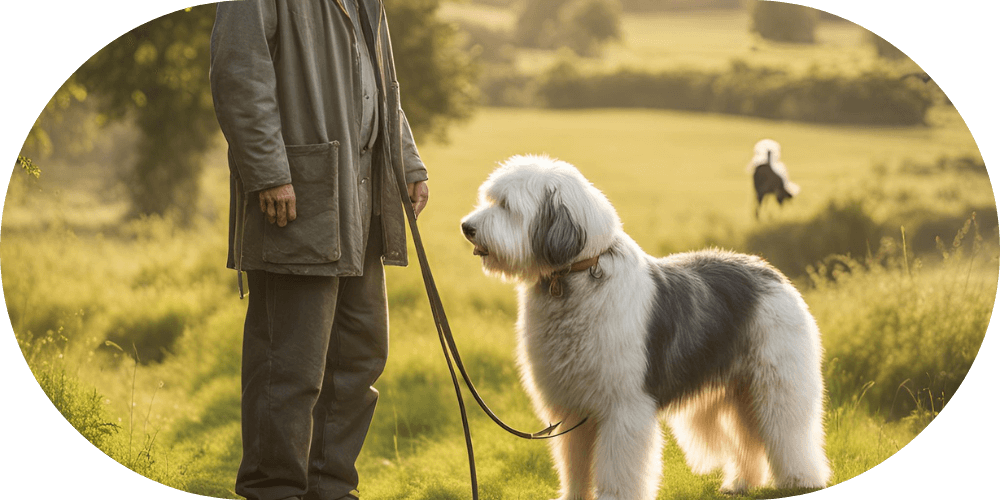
[210,0,427,278]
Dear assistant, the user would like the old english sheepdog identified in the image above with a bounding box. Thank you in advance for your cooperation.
[460,155,830,500]
[747,139,800,219]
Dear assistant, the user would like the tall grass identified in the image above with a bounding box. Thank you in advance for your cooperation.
[807,214,995,421]
[3,105,992,498]
[18,329,191,491]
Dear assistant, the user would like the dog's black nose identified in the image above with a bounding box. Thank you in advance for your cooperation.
[461,221,476,239]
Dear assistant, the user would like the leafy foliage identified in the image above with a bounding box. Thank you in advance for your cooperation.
[385,0,478,142]
[869,31,908,60]
[66,6,218,220]
[514,0,622,56]
[20,79,90,159]
[535,59,935,125]
[560,0,624,56]
[809,214,992,420]
[29,2,476,218]
[16,156,41,178]
[749,0,819,44]
[619,0,741,11]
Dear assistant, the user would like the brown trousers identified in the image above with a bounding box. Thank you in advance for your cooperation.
[236,219,387,500]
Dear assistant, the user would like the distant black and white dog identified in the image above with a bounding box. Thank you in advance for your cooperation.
[748,139,800,219]
[461,155,830,500]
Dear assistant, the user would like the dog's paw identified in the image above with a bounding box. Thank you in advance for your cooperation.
[552,494,594,500]
[719,479,750,496]
[595,495,624,500]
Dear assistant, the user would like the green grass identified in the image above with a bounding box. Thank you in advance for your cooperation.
[3,101,994,498]
[6,4,994,497]
[405,106,984,276]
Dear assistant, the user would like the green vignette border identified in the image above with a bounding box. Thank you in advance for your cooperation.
[1,1,998,499]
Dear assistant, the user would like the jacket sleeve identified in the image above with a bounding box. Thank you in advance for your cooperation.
[399,109,429,185]
[210,0,291,193]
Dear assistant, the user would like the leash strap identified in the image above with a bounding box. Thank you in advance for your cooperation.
[390,165,587,499]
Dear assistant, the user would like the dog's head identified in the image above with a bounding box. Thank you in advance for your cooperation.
[461,155,621,282]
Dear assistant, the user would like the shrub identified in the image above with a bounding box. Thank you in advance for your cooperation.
[25,352,189,490]
[454,19,515,64]
[34,365,121,447]
[515,0,567,49]
[744,199,881,278]
[869,31,908,60]
[810,215,994,420]
[620,0,741,11]
[478,67,540,106]
[559,0,623,56]
[749,0,819,44]
[536,61,934,125]
[514,0,622,56]
[468,0,518,7]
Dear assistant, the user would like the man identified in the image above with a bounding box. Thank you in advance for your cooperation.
[209,1,429,499]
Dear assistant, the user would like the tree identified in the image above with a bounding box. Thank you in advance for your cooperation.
[515,0,567,50]
[385,0,478,142]
[515,0,622,56]
[64,5,219,220]
[748,1,819,44]
[16,156,41,178]
[869,32,908,61]
[29,1,476,219]
[560,0,624,57]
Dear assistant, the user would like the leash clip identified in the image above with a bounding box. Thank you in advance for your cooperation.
[548,268,570,297]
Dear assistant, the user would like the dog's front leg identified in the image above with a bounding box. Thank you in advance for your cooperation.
[548,415,597,500]
[593,400,662,500]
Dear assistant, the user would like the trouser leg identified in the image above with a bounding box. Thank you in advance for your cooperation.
[236,270,340,500]
[306,219,388,500]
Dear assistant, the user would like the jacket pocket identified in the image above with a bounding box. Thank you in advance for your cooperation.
[262,141,341,264]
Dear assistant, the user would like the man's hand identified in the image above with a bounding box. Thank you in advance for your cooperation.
[407,180,429,219]
[258,183,297,227]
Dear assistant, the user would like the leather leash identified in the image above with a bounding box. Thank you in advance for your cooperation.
[390,168,588,499]
[354,2,584,491]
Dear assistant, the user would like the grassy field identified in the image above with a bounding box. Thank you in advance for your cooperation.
[4,2,996,499]
[441,3,904,76]
[3,103,994,499]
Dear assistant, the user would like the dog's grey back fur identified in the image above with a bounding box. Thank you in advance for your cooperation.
[643,251,786,407]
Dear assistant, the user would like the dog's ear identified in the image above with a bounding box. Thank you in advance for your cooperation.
[531,189,586,269]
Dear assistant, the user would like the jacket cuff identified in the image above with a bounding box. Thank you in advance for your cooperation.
[242,172,293,194]
[405,168,428,186]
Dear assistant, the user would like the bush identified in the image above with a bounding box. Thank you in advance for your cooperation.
[559,0,623,56]
[478,67,540,106]
[34,366,121,447]
[810,215,994,420]
[515,0,566,49]
[620,0,741,11]
[869,31,908,60]
[454,19,516,65]
[749,0,819,44]
[536,60,934,125]
[514,0,622,56]
[26,355,189,490]
[744,199,881,278]
[468,0,519,7]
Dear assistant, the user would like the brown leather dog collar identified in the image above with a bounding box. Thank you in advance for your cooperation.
[544,254,601,297]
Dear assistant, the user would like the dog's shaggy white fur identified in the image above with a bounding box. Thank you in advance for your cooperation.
[461,155,830,500]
